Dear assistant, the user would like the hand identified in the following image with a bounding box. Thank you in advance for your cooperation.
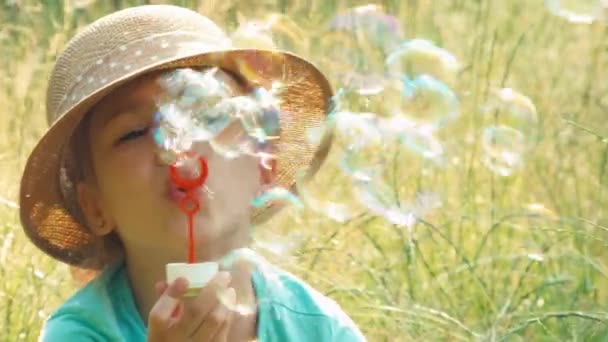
[147,271,236,341]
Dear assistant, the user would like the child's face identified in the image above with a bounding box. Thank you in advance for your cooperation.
[77,69,272,258]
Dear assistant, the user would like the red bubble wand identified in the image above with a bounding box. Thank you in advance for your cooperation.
[169,156,209,263]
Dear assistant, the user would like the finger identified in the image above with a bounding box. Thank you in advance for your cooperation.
[181,271,232,324]
[154,281,180,320]
[209,306,234,342]
[155,281,168,297]
[148,278,189,331]
[190,287,235,340]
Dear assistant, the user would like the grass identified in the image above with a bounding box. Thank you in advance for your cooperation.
[1,0,608,340]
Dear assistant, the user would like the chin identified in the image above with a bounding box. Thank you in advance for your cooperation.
[167,203,248,238]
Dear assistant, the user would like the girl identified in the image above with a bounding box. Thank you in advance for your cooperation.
[19,5,365,342]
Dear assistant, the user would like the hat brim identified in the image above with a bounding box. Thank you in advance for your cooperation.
[20,48,334,269]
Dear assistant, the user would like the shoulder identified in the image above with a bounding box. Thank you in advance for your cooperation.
[39,263,128,341]
[254,265,367,342]
[39,313,101,341]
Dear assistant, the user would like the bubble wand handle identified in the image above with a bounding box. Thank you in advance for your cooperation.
[169,156,209,263]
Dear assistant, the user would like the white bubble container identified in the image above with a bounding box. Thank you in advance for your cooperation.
[166,262,219,297]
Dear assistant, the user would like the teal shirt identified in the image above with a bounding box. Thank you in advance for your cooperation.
[39,259,366,341]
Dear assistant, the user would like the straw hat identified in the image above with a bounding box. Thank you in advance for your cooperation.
[19,5,334,269]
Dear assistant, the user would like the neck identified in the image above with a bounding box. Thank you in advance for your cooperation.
[123,227,257,339]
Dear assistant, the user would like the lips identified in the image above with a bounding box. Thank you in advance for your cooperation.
[166,180,205,207]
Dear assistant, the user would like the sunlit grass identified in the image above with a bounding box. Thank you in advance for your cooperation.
[1,0,608,340]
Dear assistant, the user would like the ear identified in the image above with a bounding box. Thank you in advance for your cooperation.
[76,182,114,236]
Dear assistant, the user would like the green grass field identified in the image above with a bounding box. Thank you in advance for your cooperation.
[2,0,608,340]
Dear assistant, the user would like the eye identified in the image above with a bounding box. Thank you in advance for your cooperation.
[118,127,149,143]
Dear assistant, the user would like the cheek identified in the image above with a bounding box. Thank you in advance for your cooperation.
[94,145,169,240]
[95,144,160,207]
[207,156,259,206]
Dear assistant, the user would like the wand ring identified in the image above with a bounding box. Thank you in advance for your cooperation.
[169,156,209,190]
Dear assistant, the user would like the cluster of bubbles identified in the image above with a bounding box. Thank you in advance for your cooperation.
[152,5,542,233]
[153,67,280,179]
[147,3,561,314]
[226,5,535,226]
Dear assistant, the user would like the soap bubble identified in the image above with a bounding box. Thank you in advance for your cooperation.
[323,109,446,183]
[339,146,379,183]
[319,4,403,88]
[337,113,444,227]
[153,67,282,168]
[294,161,369,223]
[328,4,402,54]
[354,175,416,226]
[298,112,380,223]
[155,68,235,150]
[316,108,445,227]
[353,176,442,227]
[331,111,383,147]
[292,114,369,226]
[208,122,256,160]
[335,75,460,130]
[153,103,195,154]
[330,78,393,115]
[159,67,233,110]
[231,22,274,50]
[481,88,539,144]
[328,79,390,115]
[386,39,460,84]
[296,190,354,223]
[481,125,526,176]
[480,88,537,176]
[398,75,460,129]
[230,13,307,54]
[251,186,304,209]
[379,116,445,164]
[328,111,389,183]
[339,73,390,98]
[317,29,383,87]
[207,90,280,160]
[545,0,608,24]
[302,118,444,226]
[248,87,281,141]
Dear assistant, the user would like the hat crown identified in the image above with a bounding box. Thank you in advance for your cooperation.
[47,5,229,124]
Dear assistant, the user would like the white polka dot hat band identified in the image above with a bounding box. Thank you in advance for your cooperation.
[19,5,334,269]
